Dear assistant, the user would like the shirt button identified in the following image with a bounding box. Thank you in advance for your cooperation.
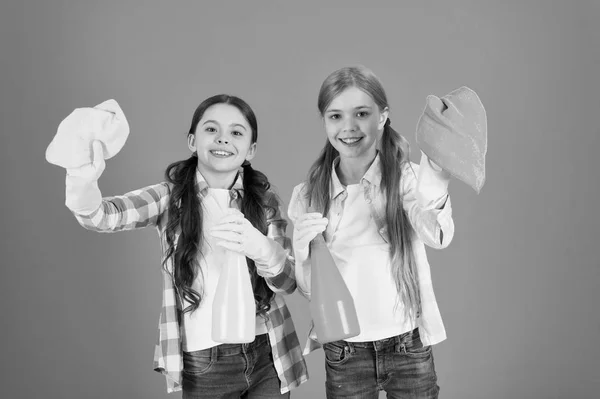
[230,190,238,199]
[365,197,372,204]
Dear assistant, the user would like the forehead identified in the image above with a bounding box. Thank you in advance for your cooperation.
[327,86,376,111]
[200,103,250,127]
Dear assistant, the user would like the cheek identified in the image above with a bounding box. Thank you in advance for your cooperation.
[195,135,210,149]
[324,121,338,138]
[237,137,254,154]
[361,118,380,135]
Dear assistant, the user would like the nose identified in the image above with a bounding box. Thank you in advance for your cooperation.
[342,116,357,132]
[215,132,230,145]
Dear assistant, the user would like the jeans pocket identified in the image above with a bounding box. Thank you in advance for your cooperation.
[323,342,351,366]
[404,344,432,358]
[400,329,432,358]
[183,350,214,375]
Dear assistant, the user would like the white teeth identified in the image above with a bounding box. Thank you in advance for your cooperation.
[211,150,233,156]
[340,137,361,144]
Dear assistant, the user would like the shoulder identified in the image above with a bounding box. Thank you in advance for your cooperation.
[400,161,420,180]
[287,182,309,221]
[152,181,172,201]
[290,181,309,206]
[263,186,282,209]
[291,181,308,198]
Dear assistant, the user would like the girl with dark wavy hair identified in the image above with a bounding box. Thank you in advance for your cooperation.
[289,66,455,398]
[61,94,307,397]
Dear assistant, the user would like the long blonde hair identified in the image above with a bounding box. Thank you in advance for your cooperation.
[305,66,421,319]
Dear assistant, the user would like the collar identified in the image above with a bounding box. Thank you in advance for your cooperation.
[195,167,245,199]
[330,151,382,199]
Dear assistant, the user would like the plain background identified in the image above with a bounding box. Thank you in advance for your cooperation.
[1,1,599,398]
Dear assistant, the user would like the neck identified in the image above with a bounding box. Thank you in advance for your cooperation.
[336,151,377,186]
[196,165,238,189]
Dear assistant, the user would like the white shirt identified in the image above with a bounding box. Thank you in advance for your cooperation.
[289,152,454,354]
[330,182,417,342]
[182,188,268,352]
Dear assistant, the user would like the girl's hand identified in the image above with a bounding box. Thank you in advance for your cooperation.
[210,209,281,264]
[66,140,106,182]
[293,212,329,251]
[64,140,105,215]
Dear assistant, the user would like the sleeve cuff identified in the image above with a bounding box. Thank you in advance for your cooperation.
[254,241,287,277]
[65,174,102,215]
[417,151,450,209]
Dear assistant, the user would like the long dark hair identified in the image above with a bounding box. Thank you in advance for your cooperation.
[306,66,421,319]
[162,94,275,318]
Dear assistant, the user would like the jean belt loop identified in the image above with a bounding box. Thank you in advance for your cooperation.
[394,335,403,354]
[211,345,218,362]
[346,341,355,355]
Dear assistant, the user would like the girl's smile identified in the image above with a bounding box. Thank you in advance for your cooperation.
[338,136,364,146]
[187,103,256,188]
[209,148,235,158]
[323,86,387,161]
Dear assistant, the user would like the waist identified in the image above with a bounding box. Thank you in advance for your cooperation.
[183,333,270,357]
[337,328,421,351]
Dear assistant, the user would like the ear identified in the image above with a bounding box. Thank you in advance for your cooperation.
[378,107,390,131]
[187,134,196,153]
[245,142,257,162]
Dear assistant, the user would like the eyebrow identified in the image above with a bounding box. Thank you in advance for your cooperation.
[230,123,247,131]
[202,120,248,131]
[326,105,373,113]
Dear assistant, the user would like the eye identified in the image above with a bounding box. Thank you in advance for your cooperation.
[205,126,217,133]
[231,130,243,137]
[329,114,341,120]
[357,111,370,118]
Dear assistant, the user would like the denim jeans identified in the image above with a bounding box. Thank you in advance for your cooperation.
[323,328,439,399]
[182,334,289,399]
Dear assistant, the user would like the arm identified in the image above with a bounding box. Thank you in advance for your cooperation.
[70,181,171,233]
[253,190,297,295]
[401,152,455,249]
[64,139,170,232]
[287,184,312,300]
[210,190,298,295]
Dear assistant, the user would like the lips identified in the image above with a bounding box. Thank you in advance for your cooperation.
[339,137,363,145]
[210,149,234,157]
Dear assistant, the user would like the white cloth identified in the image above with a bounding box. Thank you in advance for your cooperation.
[415,86,487,193]
[46,99,130,169]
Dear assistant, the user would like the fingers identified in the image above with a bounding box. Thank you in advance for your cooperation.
[211,220,244,234]
[293,212,328,249]
[295,214,328,232]
[299,212,325,221]
[215,211,245,226]
[296,228,325,244]
[297,221,327,237]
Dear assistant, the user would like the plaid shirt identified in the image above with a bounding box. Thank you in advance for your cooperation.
[72,170,308,394]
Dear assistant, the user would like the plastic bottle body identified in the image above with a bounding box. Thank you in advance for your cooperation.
[309,234,360,343]
[212,251,256,343]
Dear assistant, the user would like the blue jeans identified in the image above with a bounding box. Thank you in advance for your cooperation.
[323,328,439,399]
[182,334,289,399]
